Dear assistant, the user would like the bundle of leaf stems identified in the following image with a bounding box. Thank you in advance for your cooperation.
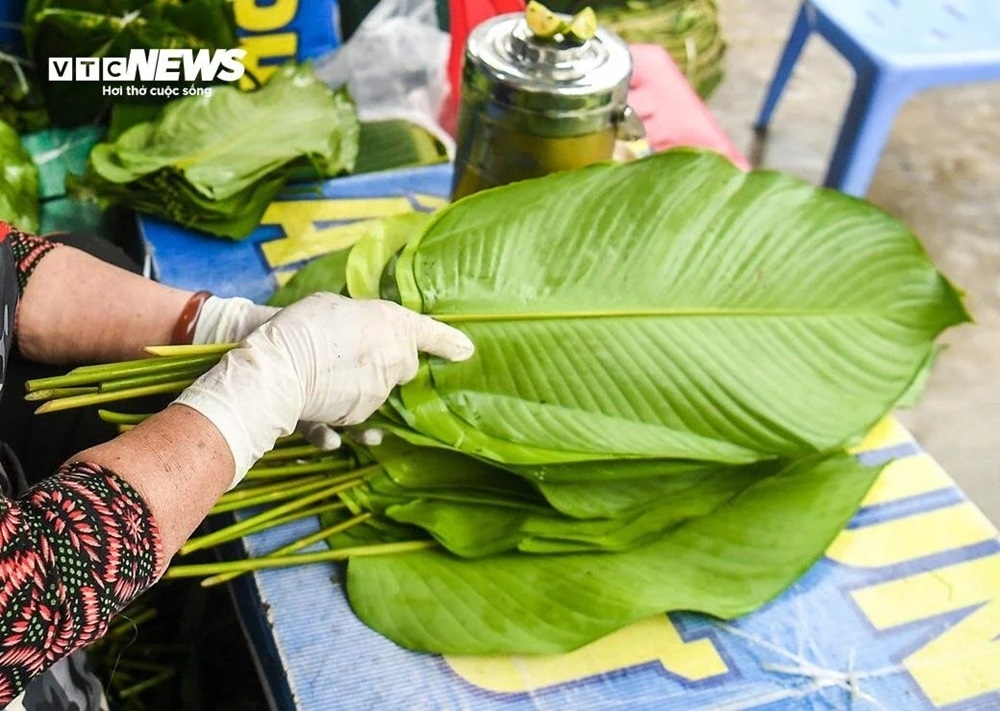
[24,343,231,413]
[25,343,436,585]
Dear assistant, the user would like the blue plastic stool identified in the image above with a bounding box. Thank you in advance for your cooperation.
[755,0,1000,197]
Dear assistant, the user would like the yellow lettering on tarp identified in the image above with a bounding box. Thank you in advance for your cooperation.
[412,193,449,211]
[852,554,1000,706]
[262,220,376,269]
[238,33,297,89]
[859,454,953,507]
[826,503,995,568]
[258,197,414,269]
[235,0,299,32]
[847,416,913,455]
[444,615,727,693]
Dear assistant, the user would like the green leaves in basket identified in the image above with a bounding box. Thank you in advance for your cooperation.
[0,119,40,232]
[543,0,727,98]
[82,64,360,239]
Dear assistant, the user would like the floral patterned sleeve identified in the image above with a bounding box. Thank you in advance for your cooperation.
[0,462,164,705]
[0,224,165,702]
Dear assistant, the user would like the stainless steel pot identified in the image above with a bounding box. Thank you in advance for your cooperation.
[451,12,643,200]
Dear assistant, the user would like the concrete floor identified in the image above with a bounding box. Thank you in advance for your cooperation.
[708,0,1000,522]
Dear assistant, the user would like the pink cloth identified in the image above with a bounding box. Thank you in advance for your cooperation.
[627,43,750,169]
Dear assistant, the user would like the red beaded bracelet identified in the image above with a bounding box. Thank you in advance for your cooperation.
[170,291,212,346]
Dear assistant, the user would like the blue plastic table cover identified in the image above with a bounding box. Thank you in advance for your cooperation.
[139,165,1000,710]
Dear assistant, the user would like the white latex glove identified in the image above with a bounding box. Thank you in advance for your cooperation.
[192,295,278,346]
[174,293,474,489]
[192,295,376,450]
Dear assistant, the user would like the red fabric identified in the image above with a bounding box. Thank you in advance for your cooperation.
[442,0,525,135]
[627,44,750,169]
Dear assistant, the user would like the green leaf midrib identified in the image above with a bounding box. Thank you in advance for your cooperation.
[433,307,933,324]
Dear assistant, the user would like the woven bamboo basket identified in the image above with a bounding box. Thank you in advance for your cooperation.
[548,0,727,99]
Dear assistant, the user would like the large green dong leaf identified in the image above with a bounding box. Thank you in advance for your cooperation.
[394,150,968,466]
[346,211,432,299]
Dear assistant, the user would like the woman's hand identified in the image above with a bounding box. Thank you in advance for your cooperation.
[174,293,474,488]
[191,294,394,450]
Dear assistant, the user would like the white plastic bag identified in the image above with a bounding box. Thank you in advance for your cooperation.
[315,0,453,154]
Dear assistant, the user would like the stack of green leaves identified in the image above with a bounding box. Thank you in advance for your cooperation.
[28,149,968,656]
[0,118,40,232]
[302,148,966,653]
[80,64,360,239]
